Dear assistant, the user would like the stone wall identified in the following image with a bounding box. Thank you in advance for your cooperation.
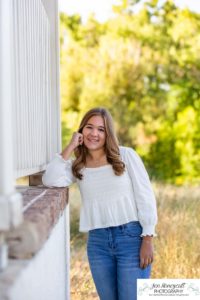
[0,186,70,300]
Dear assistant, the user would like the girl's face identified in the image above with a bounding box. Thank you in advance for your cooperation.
[82,115,106,151]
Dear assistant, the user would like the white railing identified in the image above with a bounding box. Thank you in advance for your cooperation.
[12,0,60,178]
[0,0,60,270]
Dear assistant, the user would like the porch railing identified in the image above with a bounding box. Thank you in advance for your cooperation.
[0,0,60,270]
[13,0,60,178]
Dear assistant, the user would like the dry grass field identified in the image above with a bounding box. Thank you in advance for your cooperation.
[69,183,200,300]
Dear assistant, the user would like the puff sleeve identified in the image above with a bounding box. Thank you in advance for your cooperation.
[42,153,76,187]
[121,146,158,237]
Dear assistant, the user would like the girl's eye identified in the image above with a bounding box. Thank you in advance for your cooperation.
[99,128,104,132]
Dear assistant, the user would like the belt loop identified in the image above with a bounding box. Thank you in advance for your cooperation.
[119,224,124,232]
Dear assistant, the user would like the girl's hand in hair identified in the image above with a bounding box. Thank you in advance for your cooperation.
[69,132,84,150]
[61,132,83,160]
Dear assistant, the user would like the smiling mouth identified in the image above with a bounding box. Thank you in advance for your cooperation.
[87,138,99,142]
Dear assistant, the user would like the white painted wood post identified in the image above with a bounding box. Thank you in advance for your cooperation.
[0,0,23,270]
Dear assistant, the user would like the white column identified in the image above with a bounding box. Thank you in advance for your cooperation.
[0,0,23,236]
[0,0,14,195]
[42,0,61,157]
[0,0,23,271]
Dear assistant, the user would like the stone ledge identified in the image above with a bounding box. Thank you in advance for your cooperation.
[5,186,69,259]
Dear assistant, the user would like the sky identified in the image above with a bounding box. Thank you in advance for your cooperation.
[59,0,200,22]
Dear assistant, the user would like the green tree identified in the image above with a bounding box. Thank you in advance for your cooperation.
[60,0,200,185]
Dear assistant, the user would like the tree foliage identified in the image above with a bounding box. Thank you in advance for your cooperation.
[60,0,200,185]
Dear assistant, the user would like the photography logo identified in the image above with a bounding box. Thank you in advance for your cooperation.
[137,279,200,299]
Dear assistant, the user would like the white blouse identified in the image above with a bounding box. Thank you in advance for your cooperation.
[42,146,158,236]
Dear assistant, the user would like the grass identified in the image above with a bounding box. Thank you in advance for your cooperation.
[69,183,200,300]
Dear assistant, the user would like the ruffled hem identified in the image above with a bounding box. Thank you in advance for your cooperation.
[140,225,157,237]
[80,195,139,232]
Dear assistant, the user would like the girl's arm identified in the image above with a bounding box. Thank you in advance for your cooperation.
[42,132,83,187]
[122,146,157,269]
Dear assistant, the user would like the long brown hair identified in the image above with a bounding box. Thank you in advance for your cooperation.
[72,107,125,179]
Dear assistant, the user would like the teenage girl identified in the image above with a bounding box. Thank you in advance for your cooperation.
[42,107,158,300]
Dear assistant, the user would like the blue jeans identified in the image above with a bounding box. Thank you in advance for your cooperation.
[87,221,151,300]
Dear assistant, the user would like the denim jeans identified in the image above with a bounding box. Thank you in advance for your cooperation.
[87,221,151,300]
